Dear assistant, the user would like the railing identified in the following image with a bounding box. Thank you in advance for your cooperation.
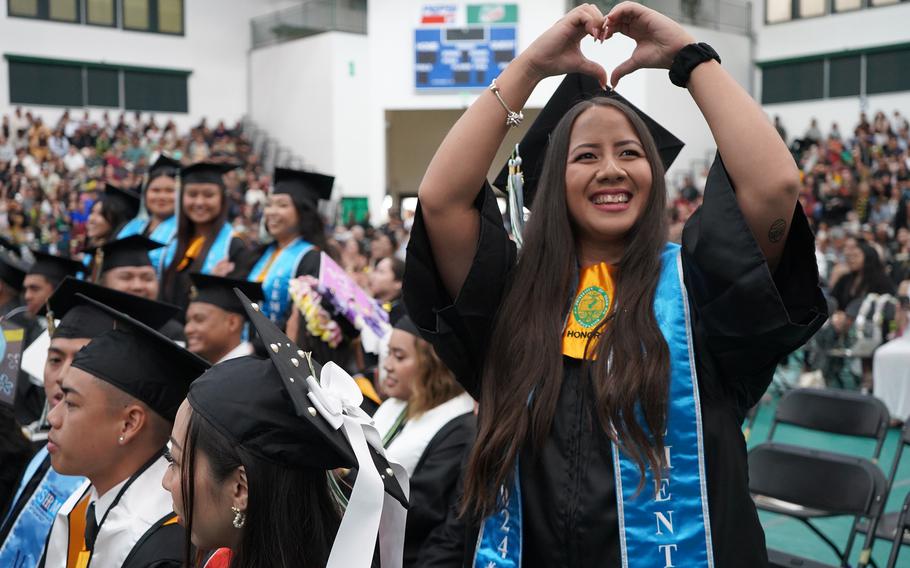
[571,0,752,35]
[241,117,307,172]
[251,0,367,49]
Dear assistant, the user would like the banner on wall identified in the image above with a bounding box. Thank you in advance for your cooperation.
[421,4,458,24]
[467,4,518,24]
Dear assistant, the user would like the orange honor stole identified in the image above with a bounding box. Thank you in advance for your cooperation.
[65,492,91,568]
[562,262,616,360]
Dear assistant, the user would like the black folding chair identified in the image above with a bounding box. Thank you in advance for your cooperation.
[767,388,891,462]
[754,389,890,565]
[856,422,910,558]
[886,492,910,568]
[749,443,889,567]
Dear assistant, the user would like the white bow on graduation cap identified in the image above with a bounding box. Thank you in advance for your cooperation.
[306,361,410,568]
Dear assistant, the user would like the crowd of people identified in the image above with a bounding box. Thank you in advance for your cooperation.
[0,3,906,568]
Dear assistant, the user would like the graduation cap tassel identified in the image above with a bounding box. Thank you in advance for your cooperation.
[507,144,527,249]
[90,249,104,284]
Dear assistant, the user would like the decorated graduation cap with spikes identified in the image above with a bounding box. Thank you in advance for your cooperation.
[189,289,409,568]
[492,72,685,210]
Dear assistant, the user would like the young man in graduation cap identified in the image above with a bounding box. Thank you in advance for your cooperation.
[184,273,263,364]
[86,235,185,342]
[23,252,83,318]
[0,278,182,568]
[41,294,209,568]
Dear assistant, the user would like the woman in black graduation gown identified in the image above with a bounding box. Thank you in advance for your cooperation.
[403,4,827,567]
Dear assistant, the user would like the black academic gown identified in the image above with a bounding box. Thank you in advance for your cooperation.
[403,157,828,568]
[404,412,476,568]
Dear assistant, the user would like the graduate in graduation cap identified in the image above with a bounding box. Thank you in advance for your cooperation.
[85,235,185,342]
[22,252,84,318]
[404,3,827,567]
[118,155,181,274]
[85,186,141,251]
[160,162,248,317]
[0,278,182,568]
[41,294,209,568]
[184,273,263,364]
[245,168,334,328]
[162,289,407,568]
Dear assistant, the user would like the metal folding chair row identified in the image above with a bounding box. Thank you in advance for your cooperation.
[748,388,909,567]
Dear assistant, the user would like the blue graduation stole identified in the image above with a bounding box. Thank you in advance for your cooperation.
[0,448,85,568]
[159,222,233,275]
[474,244,714,568]
[117,216,177,277]
[249,237,313,324]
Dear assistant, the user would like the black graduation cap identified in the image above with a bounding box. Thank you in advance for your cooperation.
[181,162,235,187]
[70,294,210,422]
[191,289,408,506]
[0,236,20,257]
[102,185,141,219]
[0,251,28,291]
[147,155,181,181]
[86,235,162,273]
[273,168,334,209]
[188,273,264,315]
[492,73,685,208]
[48,276,180,340]
[27,251,83,284]
[393,314,420,338]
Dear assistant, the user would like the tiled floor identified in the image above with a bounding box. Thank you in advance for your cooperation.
[746,396,910,567]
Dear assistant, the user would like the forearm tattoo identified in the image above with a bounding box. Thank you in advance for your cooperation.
[768,218,786,243]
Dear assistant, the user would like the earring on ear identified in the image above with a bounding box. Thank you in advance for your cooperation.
[118,435,125,444]
[231,506,246,529]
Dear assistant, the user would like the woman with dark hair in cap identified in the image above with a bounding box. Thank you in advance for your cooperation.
[161,290,408,568]
[118,155,181,274]
[372,315,475,567]
[83,185,141,275]
[160,162,248,316]
[404,3,827,567]
[243,168,333,329]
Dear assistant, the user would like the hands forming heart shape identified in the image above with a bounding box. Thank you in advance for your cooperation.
[520,2,697,90]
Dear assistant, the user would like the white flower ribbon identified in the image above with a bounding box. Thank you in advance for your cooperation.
[306,362,409,568]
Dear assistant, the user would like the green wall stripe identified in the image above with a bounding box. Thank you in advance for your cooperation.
[3,53,191,76]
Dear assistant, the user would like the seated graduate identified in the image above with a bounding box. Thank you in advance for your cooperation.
[41,294,209,568]
[161,290,408,568]
[0,278,181,568]
[86,236,185,342]
[160,162,248,317]
[117,155,180,274]
[22,252,83,319]
[244,168,334,329]
[184,273,263,364]
[83,186,141,270]
[372,316,475,567]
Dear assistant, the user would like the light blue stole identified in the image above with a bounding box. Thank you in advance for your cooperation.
[249,237,314,324]
[117,216,177,277]
[474,243,714,568]
[159,222,234,275]
[0,448,85,568]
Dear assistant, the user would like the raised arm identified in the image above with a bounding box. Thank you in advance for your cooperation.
[418,5,609,300]
[606,2,800,271]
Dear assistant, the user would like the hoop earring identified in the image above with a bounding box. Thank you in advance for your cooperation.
[231,506,246,529]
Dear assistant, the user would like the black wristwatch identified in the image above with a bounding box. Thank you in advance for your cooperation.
[669,42,721,88]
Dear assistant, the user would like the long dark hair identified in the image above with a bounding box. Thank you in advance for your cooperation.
[162,182,229,294]
[463,97,670,516]
[97,193,135,239]
[181,408,342,568]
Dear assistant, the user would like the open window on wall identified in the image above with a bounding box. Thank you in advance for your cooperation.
[5,55,190,112]
[122,0,184,35]
[8,0,80,22]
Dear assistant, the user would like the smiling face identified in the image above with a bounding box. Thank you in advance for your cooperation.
[146,176,177,220]
[87,201,112,240]
[263,193,300,242]
[182,182,223,226]
[102,266,159,300]
[564,105,653,261]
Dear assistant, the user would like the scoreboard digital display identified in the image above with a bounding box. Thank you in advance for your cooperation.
[414,26,517,90]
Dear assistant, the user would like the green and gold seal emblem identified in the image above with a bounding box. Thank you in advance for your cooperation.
[572,286,609,329]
